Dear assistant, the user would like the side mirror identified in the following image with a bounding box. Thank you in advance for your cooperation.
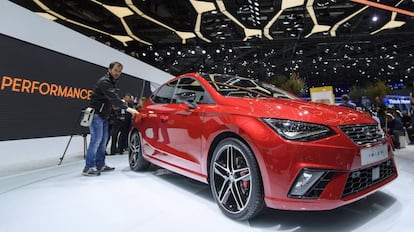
[176,92,197,109]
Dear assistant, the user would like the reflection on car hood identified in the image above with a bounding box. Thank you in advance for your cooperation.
[223,98,376,126]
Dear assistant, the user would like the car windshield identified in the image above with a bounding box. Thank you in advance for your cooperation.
[202,74,298,100]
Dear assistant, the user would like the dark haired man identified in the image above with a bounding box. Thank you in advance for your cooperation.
[83,62,139,176]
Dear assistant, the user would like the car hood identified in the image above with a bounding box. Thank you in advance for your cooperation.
[223,97,376,126]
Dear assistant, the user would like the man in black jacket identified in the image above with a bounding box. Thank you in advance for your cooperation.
[83,62,138,176]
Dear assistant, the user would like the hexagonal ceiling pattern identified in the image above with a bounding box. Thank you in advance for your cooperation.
[9,0,414,90]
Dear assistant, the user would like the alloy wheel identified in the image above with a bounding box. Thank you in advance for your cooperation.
[212,144,252,214]
[129,132,141,168]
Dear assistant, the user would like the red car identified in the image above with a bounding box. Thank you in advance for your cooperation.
[128,73,397,220]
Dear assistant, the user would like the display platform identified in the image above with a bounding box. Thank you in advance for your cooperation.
[0,146,413,232]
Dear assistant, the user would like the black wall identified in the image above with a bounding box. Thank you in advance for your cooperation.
[0,34,151,141]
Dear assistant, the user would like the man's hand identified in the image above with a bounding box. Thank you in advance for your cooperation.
[126,107,139,115]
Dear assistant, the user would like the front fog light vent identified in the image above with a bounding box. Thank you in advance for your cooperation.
[289,169,329,198]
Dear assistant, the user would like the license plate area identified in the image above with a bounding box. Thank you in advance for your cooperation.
[372,166,380,181]
[360,144,388,166]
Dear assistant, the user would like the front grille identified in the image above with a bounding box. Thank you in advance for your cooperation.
[342,159,396,198]
[339,124,385,146]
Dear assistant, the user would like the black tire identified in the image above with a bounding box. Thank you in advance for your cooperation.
[209,137,265,221]
[129,131,150,171]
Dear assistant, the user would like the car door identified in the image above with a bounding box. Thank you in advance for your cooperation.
[160,77,210,174]
[141,77,211,175]
[140,80,178,158]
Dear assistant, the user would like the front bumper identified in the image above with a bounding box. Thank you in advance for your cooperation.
[254,137,398,211]
[264,158,397,211]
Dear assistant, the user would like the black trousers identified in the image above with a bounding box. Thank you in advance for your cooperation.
[110,120,124,154]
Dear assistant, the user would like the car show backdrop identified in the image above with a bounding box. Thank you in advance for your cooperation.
[0,34,151,141]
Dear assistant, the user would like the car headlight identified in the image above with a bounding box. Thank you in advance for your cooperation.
[261,118,336,141]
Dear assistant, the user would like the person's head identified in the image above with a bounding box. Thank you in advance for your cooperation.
[341,94,350,103]
[108,62,123,79]
[386,113,394,122]
[137,97,147,108]
[123,93,133,103]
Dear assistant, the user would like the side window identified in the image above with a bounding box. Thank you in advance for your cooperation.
[151,80,178,104]
[173,77,206,104]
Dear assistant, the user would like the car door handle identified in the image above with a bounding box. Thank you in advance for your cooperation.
[160,115,169,123]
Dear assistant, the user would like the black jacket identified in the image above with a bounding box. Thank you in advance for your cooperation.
[89,73,127,119]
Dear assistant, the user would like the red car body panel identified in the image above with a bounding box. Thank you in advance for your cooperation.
[133,73,397,211]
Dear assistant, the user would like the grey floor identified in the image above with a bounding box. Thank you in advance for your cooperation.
[0,145,413,232]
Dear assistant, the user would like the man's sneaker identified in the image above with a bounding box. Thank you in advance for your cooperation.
[98,165,115,172]
[82,167,101,176]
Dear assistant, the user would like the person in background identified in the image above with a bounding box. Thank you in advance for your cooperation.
[136,97,147,111]
[387,110,405,149]
[338,94,356,109]
[83,62,139,176]
[118,94,135,153]
[401,111,412,129]
[373,96,387,129]
[367,110,381,125]
[109,105,126,155]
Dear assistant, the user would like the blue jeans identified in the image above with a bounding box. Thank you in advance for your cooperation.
[85,114,108,169]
